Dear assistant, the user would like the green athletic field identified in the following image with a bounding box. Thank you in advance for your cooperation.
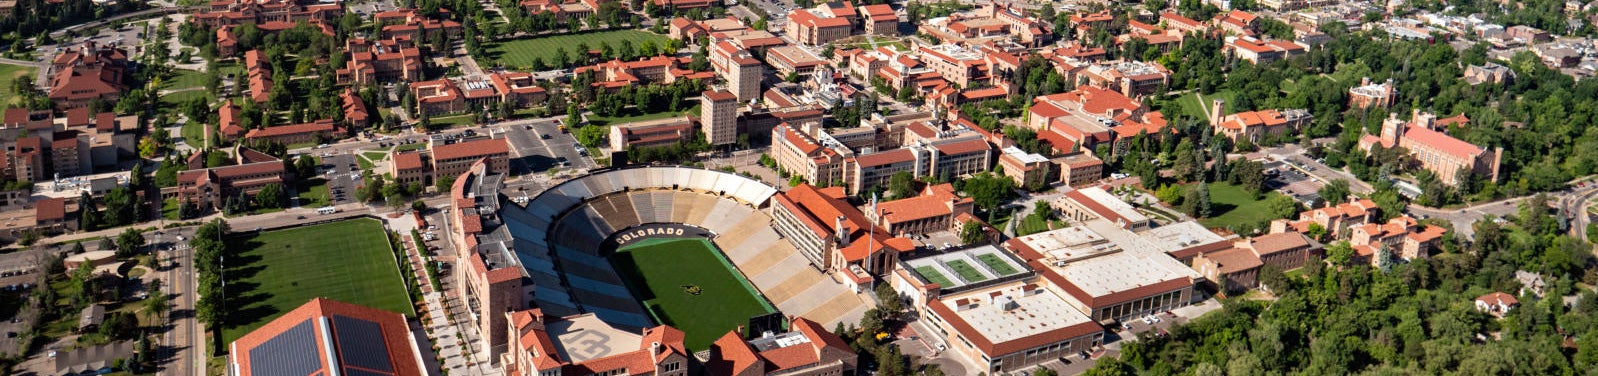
[220,219,412,344]
[609,238,774,350]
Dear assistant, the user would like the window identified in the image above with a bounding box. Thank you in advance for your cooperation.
[662,362,681,372]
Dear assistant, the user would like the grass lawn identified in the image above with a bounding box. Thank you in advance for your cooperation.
[587,107,692,127]
[486,30,669,69]
[159,89,212,107]
[297,178,329,207]
[355,155,375,170]
[220,219,411,345]
[943,260,986,282]
[914,266,954,287]
[395,143,427,152]
[1198,182,1290,229]
[361,151,388,161]
[609,238,773,350]
[428,114,476,128]
[162,198,180,220]
[1016,214,1052,236]
[0,63,36,107]
[976,254,1019,276]
[1176,90,1235,121]
[162,69,210,91]
[180,119,207,149]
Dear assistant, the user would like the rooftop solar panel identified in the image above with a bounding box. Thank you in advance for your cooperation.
[248,320,323,376]
[343,368,396,376]
[332,315,395,373]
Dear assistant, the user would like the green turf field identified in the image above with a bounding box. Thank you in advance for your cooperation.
[944,259,986,282]
[609,238,773,350]
[486,30,669,69]
[220,219,412,344]
[977,254,1020,276]
[914,266,955,287]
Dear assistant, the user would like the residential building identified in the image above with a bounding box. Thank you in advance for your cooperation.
[1190,247,1263,293]
[1214,10,1259,36]
[1271,198,1379,238]
[766,45,827,77]
[228,298,424,376]
[1026,86,1168,155]
[378,8,464,41]
[1464,62,1515,85]
[412,79,466,115]
[771,123,847,187]
[192,0,343,28]
[390,151,430,187]
[711,40,764,102]
[1475,292,1519,317]
[245,49,272,104]
[703,317,858,375]
[1209,100,1313,143]
[702,90,738,146]
[502,309,690,376]
[1358,111,1502,185]
[341,88,371,129]
[487,72,548,108]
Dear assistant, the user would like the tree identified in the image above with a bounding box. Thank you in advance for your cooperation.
[874,283,902,321]
[1318,179,1352,207]
[1325,240,1354,266]
[255,183,287,209]
[294,155,318,178]
[959,221,985,245]
[436,176,456,192]
[1185,183,1212,218]
[115,228,146,258]
[887,171,916,199]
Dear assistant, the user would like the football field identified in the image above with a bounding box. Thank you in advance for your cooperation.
[219,219,412,344]
[610,238,775,350]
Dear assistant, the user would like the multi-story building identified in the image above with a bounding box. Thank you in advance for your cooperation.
[785,9,852,45]
[390,150,430,187]
[918,44,988,89]
[998,146,1053,189]
[772,123,847,186]
[1027,86,1168,155]
[412,79,467,115]
[769,183,916,288]
[858,4,898,35]
[245,49,273,104]
[609,117,695,152]
[765,45,827,77]
[1078,60,1170,97]
[1004,219,1210,322]
[710,41,764,102]
[891,245,1103,374]
[1225,36,1307,64]
[866,183,974,236]
[244,119,339,145]
[1271,198,1379,238]
[338,38,425,85]
[576,56,716,92]
[164,147,288,211]
[1053,151,1104,187]
[1348,77,1396,109]
[487,72,548,108]
[444,160,528,356]
[502,309,691,376]
[378,8,464,41]
[48,42,128,110]
[1209,100,1313,143]
[703,316,858,375]
[702,90,739,146]
[192,0,342,28]
[228,298,424,376]
[1464,62,1515,85]
[341,88,371,129]
[430,138,510,180]
[1358,111,1501,185]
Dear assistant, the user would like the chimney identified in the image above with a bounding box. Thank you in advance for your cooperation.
[835,215,850,246]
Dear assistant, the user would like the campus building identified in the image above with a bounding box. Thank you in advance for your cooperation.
[445,160,529,356]
[1358,111,1502,185]
[1026,86,1168,155]
[610,117,695,152]
[865,183,974,236]
[164,147,288,211]
[430,138,510,181]
[890,245,1103,374]
[48,42,129,110]
[243,119,340,146]
[785,9,853,46]
[770,183,915,289]
[339,37,425,85]
[502,309,692,376]
[1208,100,1313,143]
[1348,77,1396,109]
[703,316,859,375]
[702,90,739,146]
[228,298,425,376]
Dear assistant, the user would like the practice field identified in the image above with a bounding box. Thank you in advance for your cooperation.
[609,238,774,350]
[220,219,412,344]
[486,30,670,69]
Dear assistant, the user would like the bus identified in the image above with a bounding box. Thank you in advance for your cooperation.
[317,206,338,215]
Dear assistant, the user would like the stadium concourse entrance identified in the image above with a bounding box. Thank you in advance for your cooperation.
[600,223,787,349]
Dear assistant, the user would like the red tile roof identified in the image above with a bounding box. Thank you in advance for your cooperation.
[1402,124,1485,159]
[432,138,509,161]
[231,298,421,376]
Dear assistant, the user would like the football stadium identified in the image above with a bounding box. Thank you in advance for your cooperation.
[446,162,872,374]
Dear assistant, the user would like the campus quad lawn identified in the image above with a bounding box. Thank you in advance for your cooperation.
[1197,182,1291,229]
[486,30,669,69]
[0,63,35,107]
[162,69,210,91]
[609,238,773,350]
[220,219,411,344]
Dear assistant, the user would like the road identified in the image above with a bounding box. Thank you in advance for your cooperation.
[154,225,199,376]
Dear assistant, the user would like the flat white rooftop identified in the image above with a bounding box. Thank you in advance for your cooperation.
[937,281,1094,345]
[1139,221,1230,253]
[547,313,641,363]
[1015,225,1111,262]
[1001,146,1049,164]
[1042,219,1199,298]
[1067,187,1149,226]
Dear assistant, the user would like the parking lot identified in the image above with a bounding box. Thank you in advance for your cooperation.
[502,119,597,174]
[346,0,399,18]
[319,153,359,205]
[1264,160,1324,205]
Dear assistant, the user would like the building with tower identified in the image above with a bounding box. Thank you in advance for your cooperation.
[702,90,739,146]
[1358,110,1501,186]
